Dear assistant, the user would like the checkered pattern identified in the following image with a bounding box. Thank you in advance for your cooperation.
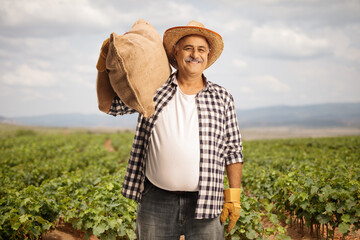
[109,72,243,219]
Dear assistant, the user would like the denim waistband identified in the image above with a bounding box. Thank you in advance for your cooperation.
[145,177,198,195]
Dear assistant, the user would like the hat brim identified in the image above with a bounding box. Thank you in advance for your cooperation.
[163,26,224,69]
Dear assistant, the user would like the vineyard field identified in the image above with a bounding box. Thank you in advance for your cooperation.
[0,125,359,240]
[242,136,360,240]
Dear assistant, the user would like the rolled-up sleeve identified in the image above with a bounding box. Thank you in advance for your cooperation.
[224,95,243,166]
[108,96,137,116]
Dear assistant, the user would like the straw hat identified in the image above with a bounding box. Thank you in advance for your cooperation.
[163,21,224,69]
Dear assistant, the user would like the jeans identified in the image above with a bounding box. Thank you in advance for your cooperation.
[136,179,224,240]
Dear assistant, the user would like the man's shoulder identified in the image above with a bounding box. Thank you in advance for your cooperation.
[155,73,176,92]
[207,80,233,99]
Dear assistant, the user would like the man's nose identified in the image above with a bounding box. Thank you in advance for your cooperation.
[191,49,200,58]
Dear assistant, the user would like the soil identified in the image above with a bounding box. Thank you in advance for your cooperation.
[42,218,185,240]
[262,216,360,240]
[104,138,115,152]
[43,218,359,240]
[42,218,98,240]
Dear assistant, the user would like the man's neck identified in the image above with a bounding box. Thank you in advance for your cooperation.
[176,71,204,95]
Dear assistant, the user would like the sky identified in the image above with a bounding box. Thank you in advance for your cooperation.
[0,0,360,117]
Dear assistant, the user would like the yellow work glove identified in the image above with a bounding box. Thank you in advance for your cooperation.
[96,38,110,72]
[220,188,241,232]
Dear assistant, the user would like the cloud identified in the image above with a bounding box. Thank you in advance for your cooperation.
[249,25,330,59]
[1,64,57,86]
[219,0,360,28]
[0,35,72,60]
[233,59,248,69]
[325,27,360,63]
[58,71,95,89]
[254,75,290,92]
[238,86,254,93]
[18,88,43,100]
[0,0,201,38]
[221,19,253,34]
[1,0,109,26]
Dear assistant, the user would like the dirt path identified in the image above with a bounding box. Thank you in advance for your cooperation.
[104,138,115,152]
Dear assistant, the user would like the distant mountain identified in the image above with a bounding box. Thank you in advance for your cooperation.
[0,116,17,125]
[2,102,360,129]
[237,102,360,128]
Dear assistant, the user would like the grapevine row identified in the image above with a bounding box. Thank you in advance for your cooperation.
[242,136,360,239]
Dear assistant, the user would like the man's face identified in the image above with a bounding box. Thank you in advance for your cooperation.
[174,35,209,76]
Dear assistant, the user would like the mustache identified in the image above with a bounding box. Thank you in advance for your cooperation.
[184,57,204,63]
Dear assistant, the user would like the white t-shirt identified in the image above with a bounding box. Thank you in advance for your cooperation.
[146,84,200,191]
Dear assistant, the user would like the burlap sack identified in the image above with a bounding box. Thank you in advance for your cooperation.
[106,19,171,118]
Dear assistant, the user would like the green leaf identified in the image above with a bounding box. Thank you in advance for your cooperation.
[107,203,120,208]
[264,203,274,213]
[106,183,114,191]
[19,214,29,223]
[117,225,126,237]
[108,219,117,229]
[316,214,330,224]
[345,199,356,210]
[304,177,314,186]
[325,202,336,213]
[35,216,48,224]
[269,213,279,224]
[356,207,360,217]
[93,223,107,236]
[10,216,21,230]
[277,234,291,240]
[299,192,308,201]
[85,221,93,229]
[288,194,296,204]
[126,229,137,240]
[265,227,276,235]
[231,235,241,240]
[341,214,351,224]
[42,222,52,231]
[300,202,309,209]
[242,200,250,210]
[310,186,319,195]
[322,184,332,198]
[33,204,41,212]
[102,230,116,240]
[338,222,350,234]
[245,229,257,239]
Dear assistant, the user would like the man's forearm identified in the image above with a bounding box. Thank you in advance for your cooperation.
[226,162,242,188]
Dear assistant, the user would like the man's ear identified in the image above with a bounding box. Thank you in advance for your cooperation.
[172,46,178,56]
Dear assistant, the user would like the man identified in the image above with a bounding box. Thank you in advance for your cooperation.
[97,21,243,240]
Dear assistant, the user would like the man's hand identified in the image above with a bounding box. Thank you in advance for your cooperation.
[221,202,241,232]
[220,188,241,232]
[96,38,110,72]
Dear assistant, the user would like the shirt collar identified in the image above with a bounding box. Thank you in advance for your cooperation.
[168,71,216,93]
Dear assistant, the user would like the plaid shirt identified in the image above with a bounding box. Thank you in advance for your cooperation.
[109,72,243,219]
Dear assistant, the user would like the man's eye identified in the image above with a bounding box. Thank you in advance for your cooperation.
[184,47,193,51]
